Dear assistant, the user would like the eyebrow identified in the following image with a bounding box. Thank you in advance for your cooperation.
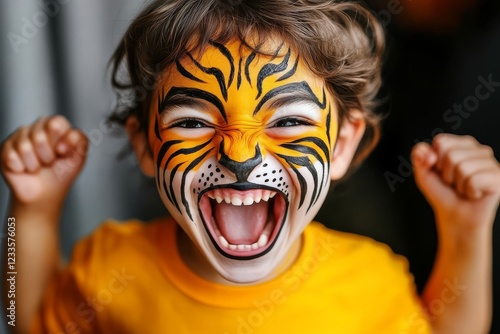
[157,86,227,123]
[253,81,326,115]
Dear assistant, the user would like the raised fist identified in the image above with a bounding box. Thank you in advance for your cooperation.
[0,116,88,205]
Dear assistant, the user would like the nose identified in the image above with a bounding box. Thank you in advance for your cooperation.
[218,141,262,182]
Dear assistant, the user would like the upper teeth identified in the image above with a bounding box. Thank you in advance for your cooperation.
[207,190,276,206]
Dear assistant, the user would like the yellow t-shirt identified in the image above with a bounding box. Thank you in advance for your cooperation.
[32,218,431,333]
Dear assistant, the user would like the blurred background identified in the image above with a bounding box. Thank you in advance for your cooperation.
[0,0,499,332]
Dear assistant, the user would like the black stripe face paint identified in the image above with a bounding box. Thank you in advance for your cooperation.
[147,40,339,283]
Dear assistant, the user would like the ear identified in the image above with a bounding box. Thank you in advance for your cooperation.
[330,110,366,180]
[125,116,155,177]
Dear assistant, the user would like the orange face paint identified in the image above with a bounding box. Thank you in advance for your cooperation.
[149,40,338,283]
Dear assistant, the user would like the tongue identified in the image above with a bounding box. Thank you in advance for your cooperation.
[214,201,269,244]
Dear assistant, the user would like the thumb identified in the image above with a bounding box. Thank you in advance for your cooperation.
[411,142,448,206]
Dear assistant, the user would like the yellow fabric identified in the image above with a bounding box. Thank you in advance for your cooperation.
[32,218,432,333]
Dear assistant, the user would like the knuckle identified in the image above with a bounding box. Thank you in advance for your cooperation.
[443,150,458,167]
[455,161,470,177]
[17,141,32,154]
[32,132,47,146]
[480,145,494,156]
[48,115,69,130]
[433,133,448,147]
[463,134,475,142]
[17,125,29,134]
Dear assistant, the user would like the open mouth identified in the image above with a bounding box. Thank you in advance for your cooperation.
[198,187,287,260]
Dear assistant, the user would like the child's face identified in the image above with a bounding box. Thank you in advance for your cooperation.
[149,40,338,283]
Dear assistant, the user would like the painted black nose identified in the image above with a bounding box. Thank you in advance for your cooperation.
[218,142,262,182]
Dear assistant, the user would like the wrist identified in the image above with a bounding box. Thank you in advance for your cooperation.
[9,197,64,223]
[435,215,492,254]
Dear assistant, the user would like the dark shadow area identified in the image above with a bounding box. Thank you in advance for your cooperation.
[316,0,500,331]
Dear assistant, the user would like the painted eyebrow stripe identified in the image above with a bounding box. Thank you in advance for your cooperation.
[256,47,291,99]
[253,81,327,116]
[176,60,206,83]
[245,51,257,87]
[209,41,235,89]
[276,55,299,82]
[269,42,284,62]
[237,58,243,89]
[159,86,227,123]
[187,52,228,101]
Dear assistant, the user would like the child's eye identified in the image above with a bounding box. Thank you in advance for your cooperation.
[170,119,208,129]
[272,118,313,127]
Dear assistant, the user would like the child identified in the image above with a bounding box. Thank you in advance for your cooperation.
[2,0,499,333]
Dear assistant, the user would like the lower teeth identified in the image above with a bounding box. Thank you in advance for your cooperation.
[215,220,271,251]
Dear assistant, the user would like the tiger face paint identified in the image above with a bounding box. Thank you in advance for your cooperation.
[149,40,338,283]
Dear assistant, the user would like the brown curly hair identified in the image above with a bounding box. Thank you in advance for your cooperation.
[109,0,385,166]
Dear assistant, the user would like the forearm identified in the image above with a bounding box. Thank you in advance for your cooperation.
[422,223,492,334]
[3,199,63,333]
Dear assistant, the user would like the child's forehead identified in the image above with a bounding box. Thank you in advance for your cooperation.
[191,38,290,63]
[161,39,325,87]
[151,38,334,124]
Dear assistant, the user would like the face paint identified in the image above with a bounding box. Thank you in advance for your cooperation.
[149,40,338,283]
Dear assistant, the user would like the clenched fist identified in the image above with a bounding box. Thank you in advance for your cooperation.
[412,134,500,232]
[0,116,88,205]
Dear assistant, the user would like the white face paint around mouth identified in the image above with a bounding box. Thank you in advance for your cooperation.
[199,187,288,260]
